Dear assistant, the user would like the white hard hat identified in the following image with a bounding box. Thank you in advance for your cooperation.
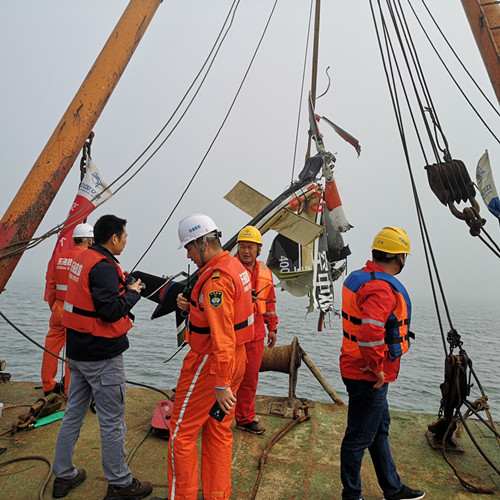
[178,213,219,249]
[72,222,94,239]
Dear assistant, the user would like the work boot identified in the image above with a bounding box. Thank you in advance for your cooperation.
[44,382,63,397]
[235,420,265,435]
[52,468,86,498]
[105,478,153,499]
[383,485,425,500]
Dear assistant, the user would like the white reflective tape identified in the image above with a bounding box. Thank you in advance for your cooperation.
[170,354,208,499]
[63,302,73,313]
[55,284,68,291]
[361,318,385,327]
[358,339,385,348]
[248,314,254,325]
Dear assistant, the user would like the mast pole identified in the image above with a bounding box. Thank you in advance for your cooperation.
[306,0,321,160]
[0,0,162,293]
[461,0,500,105]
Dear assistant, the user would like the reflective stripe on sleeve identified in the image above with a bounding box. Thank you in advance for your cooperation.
[361,318,385,327]
[357,339,386,348]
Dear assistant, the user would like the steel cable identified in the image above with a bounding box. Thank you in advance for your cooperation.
[0,0,242,260]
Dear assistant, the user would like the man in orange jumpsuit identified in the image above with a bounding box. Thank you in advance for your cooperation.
[234,226,277,435]
[169,213,254,500]
[42,222,94,396]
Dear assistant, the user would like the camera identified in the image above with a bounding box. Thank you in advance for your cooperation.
[125,275,146,291]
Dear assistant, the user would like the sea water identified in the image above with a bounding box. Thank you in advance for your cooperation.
[1,280,499,421]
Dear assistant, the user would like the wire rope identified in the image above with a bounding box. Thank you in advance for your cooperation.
[0,0,242,261]
[0,455,52,500]
[406,0,500,145]
[392,1,500,257]
[290,0,315,182]
[130,0,280,271]
[415,0,500,119]
[0,308,170,397]
[370,0,499,483]
[372,0,500,361]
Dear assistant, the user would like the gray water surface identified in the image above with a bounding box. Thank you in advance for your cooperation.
[1,281,498,420]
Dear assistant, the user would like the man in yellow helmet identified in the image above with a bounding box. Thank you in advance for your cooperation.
[235,226,278,435]
[340,227,425,500]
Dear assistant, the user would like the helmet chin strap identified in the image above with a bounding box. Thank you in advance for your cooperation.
[395,254,406,274]
[192,231,222,267]
[194,238,208,267]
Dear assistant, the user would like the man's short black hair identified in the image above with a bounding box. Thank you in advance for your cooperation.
[93,215,127,245]
[372,249,397,262]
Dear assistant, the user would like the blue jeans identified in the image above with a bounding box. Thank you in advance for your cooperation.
[340,378,403,500]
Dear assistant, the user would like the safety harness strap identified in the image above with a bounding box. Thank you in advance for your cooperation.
[64,302,99,318]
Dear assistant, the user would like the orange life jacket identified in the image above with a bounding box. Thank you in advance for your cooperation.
[53,246,86,301]
[252,261,275,317]
[63,249,133,338]
[342,269,412,361]
[187,254,254,354]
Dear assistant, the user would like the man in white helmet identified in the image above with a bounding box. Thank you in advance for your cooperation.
[42,222,94,396]
[168,213,254,500]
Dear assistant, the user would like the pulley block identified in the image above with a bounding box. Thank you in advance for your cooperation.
[425,158,485,236]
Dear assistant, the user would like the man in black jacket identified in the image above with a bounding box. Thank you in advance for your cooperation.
[52,215,152,500]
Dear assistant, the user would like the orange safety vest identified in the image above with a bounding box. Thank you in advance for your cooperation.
[53,246,86,301]
[342,270,412,361]
[63,249,133,338]
[252,261,275,317]
[187,254,254,354]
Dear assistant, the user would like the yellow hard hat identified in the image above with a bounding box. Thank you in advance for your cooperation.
[237,226,262,245]
[371,227,410,254]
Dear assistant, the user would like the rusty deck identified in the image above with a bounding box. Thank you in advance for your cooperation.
[0,382,498,499]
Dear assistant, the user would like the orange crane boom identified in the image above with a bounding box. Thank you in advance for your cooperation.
[461,0,500,105]
[0,0,162,293]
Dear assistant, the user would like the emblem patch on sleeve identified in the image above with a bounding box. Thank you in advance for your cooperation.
[208,290,223,308]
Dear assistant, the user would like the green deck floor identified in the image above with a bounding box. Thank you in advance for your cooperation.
[0,382,498,499]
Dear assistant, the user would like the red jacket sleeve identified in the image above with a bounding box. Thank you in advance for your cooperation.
[263,283,278,331]
[356,279,397,373]
[203,272,237,387]
[47,267,57,309]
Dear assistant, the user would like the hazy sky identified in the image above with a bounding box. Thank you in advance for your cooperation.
[1,0,499,313]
